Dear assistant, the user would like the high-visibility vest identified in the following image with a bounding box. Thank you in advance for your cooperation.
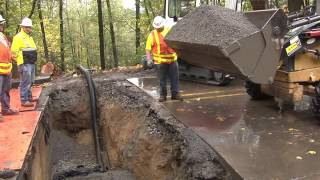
[151,30,177,64]
[11,30,37,65]
[0,33,12,75]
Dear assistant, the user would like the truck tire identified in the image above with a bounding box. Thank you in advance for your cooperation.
[312,83,320,120]
[245,81,270,100]
[212,71,233,86]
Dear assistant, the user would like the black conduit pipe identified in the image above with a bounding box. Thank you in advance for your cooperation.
[76,65,110,171]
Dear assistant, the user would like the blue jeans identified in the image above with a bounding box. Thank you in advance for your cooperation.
[19,64,35,103]
[0,74,12,111]
[159,62,180,97]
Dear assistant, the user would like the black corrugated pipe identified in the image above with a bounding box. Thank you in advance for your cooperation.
[76,65,110,172]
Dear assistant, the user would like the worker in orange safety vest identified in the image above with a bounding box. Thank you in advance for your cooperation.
[0,15,18,117]
[145,16,183,102]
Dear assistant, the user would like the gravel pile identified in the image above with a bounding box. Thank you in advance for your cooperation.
[166,5,259,49]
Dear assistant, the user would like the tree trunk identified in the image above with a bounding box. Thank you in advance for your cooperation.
[80,23,90,68]
[147,0,155,17]
[274,0,279,8]
[305,0,309,6]
[250,0,266,10]
[84,0,91,68]
[28,0,38,18]
[106,0,119,68]
[16,0,38,34]
[76,10,83,66]
[20,0,23,19]
[97,0,106,70]
[288,0,304,12]
[143,0,152,30]
[135,0,140,56]
[59,0,65,71]
[38,0,49,62]
[5,0,9,18]
[66,1,77,67]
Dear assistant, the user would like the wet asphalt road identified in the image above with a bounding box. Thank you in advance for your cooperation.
[128,77,320,180]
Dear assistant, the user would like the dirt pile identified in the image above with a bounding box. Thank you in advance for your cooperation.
[166,5,259,49]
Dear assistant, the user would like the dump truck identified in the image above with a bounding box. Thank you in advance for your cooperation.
[163,0,234,86]
[165,1,320,118]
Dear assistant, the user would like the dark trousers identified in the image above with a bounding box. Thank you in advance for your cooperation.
[157,62,179,97]
[0,74,12,111]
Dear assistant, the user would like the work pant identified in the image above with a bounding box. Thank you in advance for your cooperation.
[158,62,179,97]
[0,74,11,111]
[19,64,35,103]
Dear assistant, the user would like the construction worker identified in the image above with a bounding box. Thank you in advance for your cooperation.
[145,16,183,102]
[0,15,18,116]
[11,17,37,107]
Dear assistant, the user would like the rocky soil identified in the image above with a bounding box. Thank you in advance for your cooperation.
[40,69,229,179]
[166,5,259,49]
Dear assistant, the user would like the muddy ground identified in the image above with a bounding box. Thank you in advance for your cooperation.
[37,68,230,179]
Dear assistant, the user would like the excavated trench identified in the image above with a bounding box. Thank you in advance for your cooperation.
[20,74,230,180]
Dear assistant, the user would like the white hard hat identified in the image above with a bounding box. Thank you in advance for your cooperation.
[0,15,6,24]
[152,16,165,29]
[20,17,33,27]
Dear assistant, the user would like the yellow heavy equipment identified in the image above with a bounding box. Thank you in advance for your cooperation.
[166,1,320,118]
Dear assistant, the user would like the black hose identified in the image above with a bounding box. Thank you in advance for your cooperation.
[76,65,109,171]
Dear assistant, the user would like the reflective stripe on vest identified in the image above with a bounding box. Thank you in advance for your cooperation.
[20,36,37,64]
[18,32,37,64]
[0,63,12,75]
[151,30,177,64]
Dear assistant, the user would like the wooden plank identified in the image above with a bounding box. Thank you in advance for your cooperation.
[272,81,299,89]
[274,68,320,83]
[294,44,320,70]
[261,84,304,102]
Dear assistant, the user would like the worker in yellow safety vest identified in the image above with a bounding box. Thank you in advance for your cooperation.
[145,16,183,102]
[0,15,18,116]
[11,17,37,107]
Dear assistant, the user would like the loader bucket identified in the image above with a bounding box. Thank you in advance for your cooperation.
[165,6,287,84]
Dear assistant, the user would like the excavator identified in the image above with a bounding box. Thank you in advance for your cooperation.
[166,0,320,118]
[151,0,235,86]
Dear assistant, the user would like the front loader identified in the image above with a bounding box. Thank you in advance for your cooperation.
[165,1,320,118]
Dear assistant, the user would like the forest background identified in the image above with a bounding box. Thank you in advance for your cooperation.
[0,0,309,72]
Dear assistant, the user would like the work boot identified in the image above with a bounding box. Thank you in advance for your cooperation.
[171,94,183,101]
[2,109,19,115]
[21,101,34,107]
[158,96,167,102]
